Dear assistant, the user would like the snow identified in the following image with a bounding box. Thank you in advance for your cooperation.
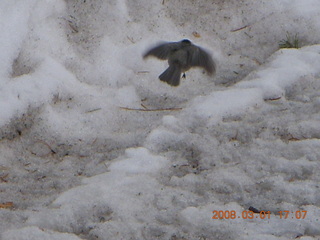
[2,226,82,240]
[237,46,320,100]
[0,0,320,239]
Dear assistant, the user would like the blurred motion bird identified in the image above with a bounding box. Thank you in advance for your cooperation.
[143,39,216,86]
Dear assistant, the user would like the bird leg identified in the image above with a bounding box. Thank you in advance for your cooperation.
[182,73,186,78]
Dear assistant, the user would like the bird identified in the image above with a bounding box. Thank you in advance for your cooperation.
[143,39,216,86]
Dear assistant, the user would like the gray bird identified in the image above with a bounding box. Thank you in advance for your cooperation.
[143,39,216,86]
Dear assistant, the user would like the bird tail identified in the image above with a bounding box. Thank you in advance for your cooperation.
[159,66,181,86]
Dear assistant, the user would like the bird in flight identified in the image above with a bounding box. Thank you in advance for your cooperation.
[143,39,216,86]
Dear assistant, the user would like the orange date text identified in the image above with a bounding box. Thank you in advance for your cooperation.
[212,210,307,220]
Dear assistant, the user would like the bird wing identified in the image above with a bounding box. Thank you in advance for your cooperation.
[143,41,180,60]
[189,45,216,75]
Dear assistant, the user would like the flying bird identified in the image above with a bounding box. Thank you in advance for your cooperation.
[143,39,216,86]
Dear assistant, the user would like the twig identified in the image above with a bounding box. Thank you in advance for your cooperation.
[264,97,281,101]
[231,25,249,32]
[244,32,253,38]
[127,36,135,44]
[69,22,78,33]
[86,108,102,113]
[29,140,56,156]
[140,103,148,109]
[119,107,182,112]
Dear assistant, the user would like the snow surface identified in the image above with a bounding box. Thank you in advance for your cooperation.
[0,0,320,239]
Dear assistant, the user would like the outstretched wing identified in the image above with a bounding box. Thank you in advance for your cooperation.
[189,45,216,75]
[143,41,180,60]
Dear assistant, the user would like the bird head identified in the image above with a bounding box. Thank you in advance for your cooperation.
[181,39,191,45]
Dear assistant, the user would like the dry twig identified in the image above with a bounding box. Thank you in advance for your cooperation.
[119,106,182,112]
[86,108,102,113]
[231,25,249,32]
